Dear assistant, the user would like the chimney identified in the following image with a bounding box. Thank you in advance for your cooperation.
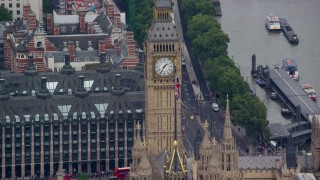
[100,52,106,63]
[79,13,86,33]
[24,55,38,76]
[74,75,89,98]
[28,13,37,32]
[54,24,60,35]
[87,22,94,34]
[79,75,85,90]
[105,35,112,49]
[98,40,105,55]
[111,74,125,96]
[114,13,121,28]
[64,54,71,66]
[68,41,75,61]
[126,31,134,42]
[126,31,136,57]
[23,3,31,23]
[36,77,51,99]
[61,54,75,75]
[107,4,115,22]
[47,14,53,34]
[127,42,136,57]
[41,77,48,90]
[114,39,120,55]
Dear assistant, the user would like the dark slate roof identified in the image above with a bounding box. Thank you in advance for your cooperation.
[75,50,99,61]
[46,34,108,51]
[16,43,29,52]
[0,67,144,97]
[238,156,283,169]
[0,67,145,123]
[94,11,113,33]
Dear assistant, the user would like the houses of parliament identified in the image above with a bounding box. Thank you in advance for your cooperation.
[0,0,320,179]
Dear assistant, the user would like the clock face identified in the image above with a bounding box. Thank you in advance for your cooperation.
[155,57,174,77]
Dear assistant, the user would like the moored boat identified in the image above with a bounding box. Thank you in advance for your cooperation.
[279,18,299,44]
[302,84,317,101]
[282,59,299,80]
[265,14,281,31]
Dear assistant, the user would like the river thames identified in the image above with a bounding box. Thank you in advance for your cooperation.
[219,0,320,125]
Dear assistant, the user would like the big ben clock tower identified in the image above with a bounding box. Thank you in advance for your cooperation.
[144,0,182,155]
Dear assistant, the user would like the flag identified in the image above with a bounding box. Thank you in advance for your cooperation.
[175,77,181,100]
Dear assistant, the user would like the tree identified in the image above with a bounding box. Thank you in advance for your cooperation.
[182,0,214,21]
[132,0,153,48]
[231,94,268,136]
[0,4,12,21]
[187,14,221,40]
[187,14,229,60]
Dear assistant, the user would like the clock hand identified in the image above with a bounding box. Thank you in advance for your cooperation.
[160,64,168,74]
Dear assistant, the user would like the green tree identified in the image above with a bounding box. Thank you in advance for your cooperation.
[216,68,248,100]
[0,4,12,21]
[133,0,153,48]
[187,14,229,60]
[231,94,268,136]
[187,14,221,39]
[182,0,214,21]
[204,56,237,90]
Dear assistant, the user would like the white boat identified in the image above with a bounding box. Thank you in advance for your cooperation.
[282,59,299,80]
[265,14,281,30]
[302,84,317,101]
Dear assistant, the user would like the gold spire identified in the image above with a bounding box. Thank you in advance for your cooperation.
[212,137,217,146]
[204,120,209,128]
[136,121,141,130]
[143,139,147,147]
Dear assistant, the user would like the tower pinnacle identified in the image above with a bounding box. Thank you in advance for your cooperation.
[223,94,233,141]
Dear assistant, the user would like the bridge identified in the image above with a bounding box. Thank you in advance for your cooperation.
[251,55,320,144]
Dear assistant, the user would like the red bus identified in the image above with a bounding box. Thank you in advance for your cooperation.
[114,167,130,179]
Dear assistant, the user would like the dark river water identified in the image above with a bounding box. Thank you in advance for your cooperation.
[219,0,320,125]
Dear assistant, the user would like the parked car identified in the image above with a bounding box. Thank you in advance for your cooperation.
[212,103,219,112]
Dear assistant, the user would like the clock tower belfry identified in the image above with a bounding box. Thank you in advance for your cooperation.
[144,0,182,155]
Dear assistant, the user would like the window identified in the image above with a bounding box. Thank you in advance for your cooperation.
[9,3,12,8]
[16,3,20,8]
[60,26,66,33]
[17,10,20,15]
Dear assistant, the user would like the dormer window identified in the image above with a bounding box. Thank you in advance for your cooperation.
[37,42,43,49]
[60,26,66,33]
[71,26,77,33]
